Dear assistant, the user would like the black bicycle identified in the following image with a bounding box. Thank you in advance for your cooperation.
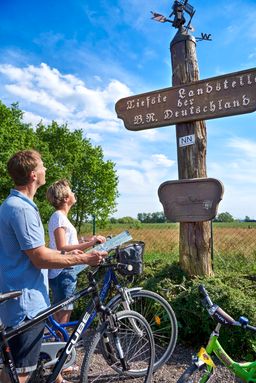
[0,253,155,383]
[43,237,178,374]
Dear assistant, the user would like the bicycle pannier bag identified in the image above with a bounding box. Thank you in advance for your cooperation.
[116,241,145,276]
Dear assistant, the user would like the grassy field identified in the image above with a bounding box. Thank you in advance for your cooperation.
[79,222,256,275]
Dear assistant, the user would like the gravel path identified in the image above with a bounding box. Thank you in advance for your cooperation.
[62,343,239,383]
[0,342,239,382]
[149,344,239,382]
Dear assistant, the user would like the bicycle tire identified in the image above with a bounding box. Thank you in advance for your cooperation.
[80,310,155,383]
[177,363,213,383]
[109,289,178,371]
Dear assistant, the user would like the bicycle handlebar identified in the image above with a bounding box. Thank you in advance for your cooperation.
[0,290,22,304]
[198,284,214,307]
[247,324,256,332]
[198,284,256,331]
[89,254,134,277]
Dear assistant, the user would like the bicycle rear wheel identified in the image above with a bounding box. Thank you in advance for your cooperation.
[177,364,213,383]
[109,289,178,371]
[80,310,155,383]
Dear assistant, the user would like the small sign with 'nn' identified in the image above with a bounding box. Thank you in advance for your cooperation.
[179,134,195,147]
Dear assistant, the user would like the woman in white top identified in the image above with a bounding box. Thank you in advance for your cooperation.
[46,179,106,324]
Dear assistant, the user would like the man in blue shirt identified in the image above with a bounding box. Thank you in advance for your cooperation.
[0,150,107,383]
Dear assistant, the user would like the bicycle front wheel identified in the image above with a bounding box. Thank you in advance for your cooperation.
[177,364,213,383]
[80,310,155,383]
[109,289,178,371]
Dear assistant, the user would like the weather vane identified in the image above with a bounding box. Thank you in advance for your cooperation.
[151,0,212,42]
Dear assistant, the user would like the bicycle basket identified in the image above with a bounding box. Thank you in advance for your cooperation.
[116,241,145,276]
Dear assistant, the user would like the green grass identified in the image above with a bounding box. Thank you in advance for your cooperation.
[81,221,256,232]
[75,223,256,359]
[213,221,256,228]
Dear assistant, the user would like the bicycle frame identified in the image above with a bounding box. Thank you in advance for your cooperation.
[1,278,113,383]
[197,323,256,382]
[44,267,142,342]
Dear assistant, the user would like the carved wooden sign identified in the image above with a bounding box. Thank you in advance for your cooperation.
[115,67,256,131]
[158,178,224,222]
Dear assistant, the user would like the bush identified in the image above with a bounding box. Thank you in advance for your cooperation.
[138,261,256,360]
[73,259,256,361]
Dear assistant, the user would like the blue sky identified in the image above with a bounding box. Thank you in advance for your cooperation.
[0,0,255,219]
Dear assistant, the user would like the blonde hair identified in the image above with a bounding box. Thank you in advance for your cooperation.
[46,179,71,209]
[7,150,42,186]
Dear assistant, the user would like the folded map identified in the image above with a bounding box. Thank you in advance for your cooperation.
[73,230,132,275]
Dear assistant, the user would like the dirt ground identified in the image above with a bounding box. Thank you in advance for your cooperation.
[0,343,239,382]
[62,343,239,383]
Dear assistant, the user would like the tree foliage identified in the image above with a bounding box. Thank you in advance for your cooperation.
[137,211,167,223]
[0,101,118,230]
[0,102,39,201]
[109,216,140,224]
[215,212,234,222]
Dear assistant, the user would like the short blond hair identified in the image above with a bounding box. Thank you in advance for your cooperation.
[46,179,71,209]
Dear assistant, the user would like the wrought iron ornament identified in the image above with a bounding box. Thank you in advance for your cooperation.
[151,0,212,41]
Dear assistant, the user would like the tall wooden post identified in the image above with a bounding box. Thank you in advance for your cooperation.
[170,28,213,276]
[116,8,256,276]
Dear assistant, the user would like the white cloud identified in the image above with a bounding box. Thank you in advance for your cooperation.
[22,110,50,126]
[209,156,256,185]
[118,168,146,195]
[103,136,145,163]
[70,119,121,134]
[0,62,132,122]
[228,137,256,159]
[103,79,133,103]
[6,84,71,116]
[114,159,176,217]
[208,135,256,219]
[138,127,176,143]
[0,64,32,83]
[217,183,256,220]
[0,61,175,217]
[86,132,102,142]
[151,154,175,167]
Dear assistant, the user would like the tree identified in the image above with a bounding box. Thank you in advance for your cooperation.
[0,102,39,203]
[71,143,118,231]
[117,217,139,224]
[36,121,119,230]
[151,212,167,223]
[0,102,119,230]
[137,211,166,223]
[216,212,234,222]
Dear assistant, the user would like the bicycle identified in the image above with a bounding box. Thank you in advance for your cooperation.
[177,284,256,383]
[0,253,155,383]
[42,233,178,374]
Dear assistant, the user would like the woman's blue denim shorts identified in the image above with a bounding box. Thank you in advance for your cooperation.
[49,267,77,310]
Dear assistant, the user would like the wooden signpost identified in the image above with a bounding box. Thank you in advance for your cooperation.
[115,67,256,131]
[115,1,256,276]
